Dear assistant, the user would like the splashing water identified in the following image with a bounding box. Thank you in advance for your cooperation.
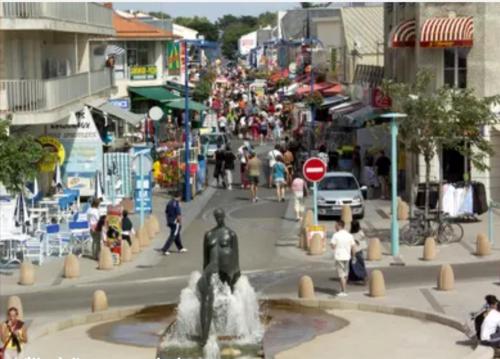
[161,271,263,357]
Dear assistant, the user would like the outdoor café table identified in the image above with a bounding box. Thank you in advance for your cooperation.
[39,198,61,222]
[0,233,30,266]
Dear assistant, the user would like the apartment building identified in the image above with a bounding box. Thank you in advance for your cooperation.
[0,2,115,126]
[385,2,500,201]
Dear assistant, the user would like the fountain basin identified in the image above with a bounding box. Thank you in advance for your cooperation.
[87,300,349,358]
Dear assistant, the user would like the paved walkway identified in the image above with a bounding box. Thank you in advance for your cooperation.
[278,198,500,268]
[276,309,473,359]
[0,184,217,296]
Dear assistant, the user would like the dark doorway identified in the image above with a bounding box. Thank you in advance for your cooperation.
[442,147,469,183]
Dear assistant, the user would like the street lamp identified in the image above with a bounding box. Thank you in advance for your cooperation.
[180,38,217,202]
[380,112,407,257]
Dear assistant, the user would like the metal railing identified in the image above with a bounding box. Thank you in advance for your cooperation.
[1,2,113,29]
[0,70,111,113]
[90,68,111,94]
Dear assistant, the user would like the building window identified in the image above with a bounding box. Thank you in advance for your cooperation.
[126,41,154,66]
[444,48,467,88]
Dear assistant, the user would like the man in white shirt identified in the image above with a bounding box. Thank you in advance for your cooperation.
[86,198,101,260]
[267,145,282,188]
[330,220,356,297]
[481,296,500,346]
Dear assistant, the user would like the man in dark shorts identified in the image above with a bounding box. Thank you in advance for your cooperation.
[247,152,262,203]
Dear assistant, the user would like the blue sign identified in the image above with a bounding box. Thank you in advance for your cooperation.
[109,98,130,110]
[134,173,152,213]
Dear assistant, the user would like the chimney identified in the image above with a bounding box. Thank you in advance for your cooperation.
[103,3,113,9]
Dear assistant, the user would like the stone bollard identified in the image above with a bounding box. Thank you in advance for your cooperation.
[137,226,150,248]
[369,270,386,297]
[298,275,315,299]
[341,205,352,225]
[19,261,35,286]
[423,237,437,261]
[367,238,382,261]
[308,234,324,255]
[476,233,491,256]
[92,290,108,312]
[98,247,114,270]
[130,233,141,255]
[437,264,454,291]
[146,217,156,239]
[397,198,410,220]
[149,214,160,234]
[63,254,80,279]
[121,240,132,263]
[298,227,308,250]
[303,210,314,229]
[6,296,23,319]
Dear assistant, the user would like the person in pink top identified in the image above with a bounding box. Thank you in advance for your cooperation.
[291,175,308,221]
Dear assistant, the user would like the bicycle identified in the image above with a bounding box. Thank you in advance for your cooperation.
[400,210,464,246]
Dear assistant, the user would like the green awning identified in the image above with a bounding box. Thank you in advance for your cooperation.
[164,98,208,112]
[128,86,180,102]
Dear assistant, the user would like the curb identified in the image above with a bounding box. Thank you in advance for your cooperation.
[26,298,493,359]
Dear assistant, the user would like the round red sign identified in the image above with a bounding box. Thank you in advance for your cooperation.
[303,157,327,182]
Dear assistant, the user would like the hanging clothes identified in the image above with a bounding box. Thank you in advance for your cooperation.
[472,182,488,215]
[459,186,474,215]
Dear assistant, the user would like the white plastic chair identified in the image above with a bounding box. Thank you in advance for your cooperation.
[23,236,44,265]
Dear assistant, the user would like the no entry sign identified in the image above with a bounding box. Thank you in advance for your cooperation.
[303,157,327,182]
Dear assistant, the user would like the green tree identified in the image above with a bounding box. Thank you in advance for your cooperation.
[148,11,171,19]
[175,16,219,42]
[0,119,45,193]
[220,22,254,59]
[257,11,277,27]
[384,70,500,222]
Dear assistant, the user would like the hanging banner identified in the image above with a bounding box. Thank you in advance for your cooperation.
[167,41,181,76]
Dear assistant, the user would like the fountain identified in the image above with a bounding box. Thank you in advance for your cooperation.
[158,209,264,358]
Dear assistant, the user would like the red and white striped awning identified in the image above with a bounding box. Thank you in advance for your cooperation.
[389,19,416,48]
[420,16,474,48]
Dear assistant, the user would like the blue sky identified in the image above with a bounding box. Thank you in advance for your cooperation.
[114,2,299,21]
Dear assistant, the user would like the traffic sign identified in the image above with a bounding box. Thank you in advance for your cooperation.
[303,157,327,183]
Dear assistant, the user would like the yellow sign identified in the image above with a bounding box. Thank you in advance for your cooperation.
[130,65,157,80]
[37,136,65,172]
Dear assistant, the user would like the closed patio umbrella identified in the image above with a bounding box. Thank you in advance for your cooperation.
[94,170,104,200]
[14,191,28,231]
[53,162,63,190]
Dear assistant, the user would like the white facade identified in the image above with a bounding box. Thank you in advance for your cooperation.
[173,23,198,41]
[239,31,258,56]
[0,2,115,125]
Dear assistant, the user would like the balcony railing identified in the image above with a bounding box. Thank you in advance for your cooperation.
[0,69,111,113]
[1,2,113,29]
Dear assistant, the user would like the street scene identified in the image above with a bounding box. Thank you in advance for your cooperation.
[1,1,500,358]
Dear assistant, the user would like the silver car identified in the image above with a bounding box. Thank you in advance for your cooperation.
[201,133,228,159]
[316,172,366,219]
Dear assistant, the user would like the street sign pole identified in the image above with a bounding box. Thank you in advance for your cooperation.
[313,182,318,225]
[303,157,327,226]
[139,153,145,227]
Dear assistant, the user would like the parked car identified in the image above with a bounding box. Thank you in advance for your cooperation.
[316,172,366,219]
[200,133,229,159]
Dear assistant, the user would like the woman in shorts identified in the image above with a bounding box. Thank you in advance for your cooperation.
[272,156,289,202]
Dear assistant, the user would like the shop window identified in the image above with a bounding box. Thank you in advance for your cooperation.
[444,48,467,88]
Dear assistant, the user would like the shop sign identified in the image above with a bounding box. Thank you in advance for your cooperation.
[108,98,130,110]
[372,87,392,109]
[130,65,157,80]
[37,136,65,172]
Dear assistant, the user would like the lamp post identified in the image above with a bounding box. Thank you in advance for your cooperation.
[380,112,407,257]
[180,39,217,203]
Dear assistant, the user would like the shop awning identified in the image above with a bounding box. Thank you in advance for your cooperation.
[329,101,364,118]
[389,19,416,48]
[95,102,144,126]
[337,105,383,128]
[163,98,208,112]
[320,95,350,109]
[128,86,180,102]
[420,16,474,48]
